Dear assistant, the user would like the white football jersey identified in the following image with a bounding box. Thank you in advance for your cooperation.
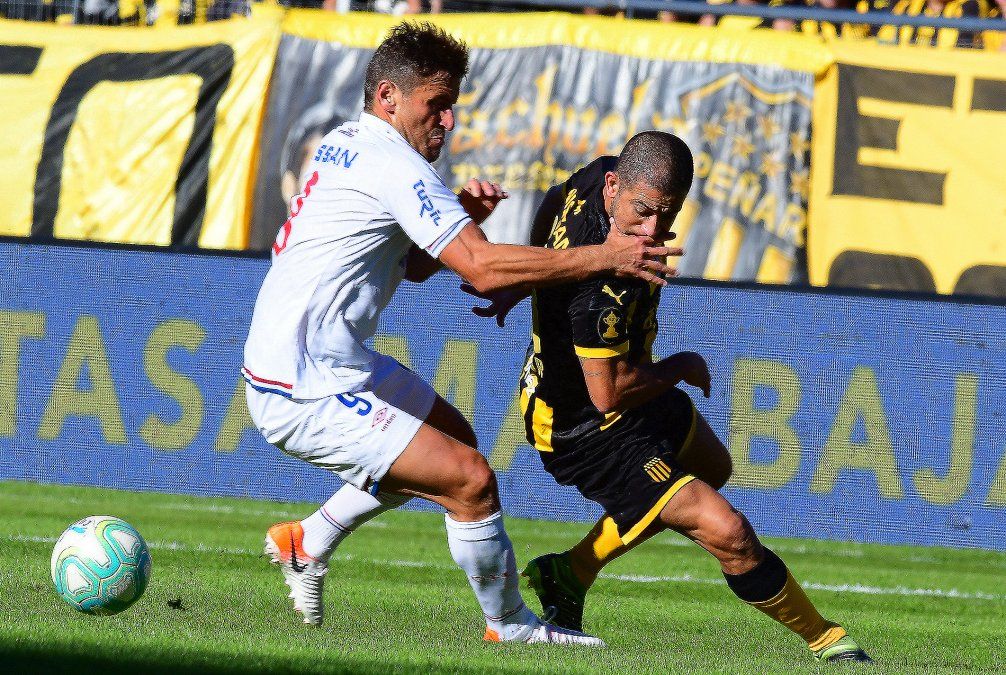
[243,112,471,400]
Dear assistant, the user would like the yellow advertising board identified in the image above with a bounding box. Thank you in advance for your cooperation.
[0,14,280,248]
[809,41,1006,295]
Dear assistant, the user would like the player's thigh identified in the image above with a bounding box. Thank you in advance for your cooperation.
[656,479,759,558]
[424,395,477,448]
[675,412,732,490]
[381,412,497,511]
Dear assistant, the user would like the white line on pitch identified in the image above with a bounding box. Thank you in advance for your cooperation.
[21,496,386,527]
[602,573,1005,601]
[12,534,1002,603]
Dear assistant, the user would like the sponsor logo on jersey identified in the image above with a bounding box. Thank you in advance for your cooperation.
[602,285,627,305]
[313,144,358,168]
[413,180,444,227]
[372,407,389,428]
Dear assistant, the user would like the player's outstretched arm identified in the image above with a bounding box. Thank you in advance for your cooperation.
[404,179,509,284]
[439,223,679,295]
[580,351,711,414]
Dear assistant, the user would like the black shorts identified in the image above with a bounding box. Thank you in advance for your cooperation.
[540,387,697,544]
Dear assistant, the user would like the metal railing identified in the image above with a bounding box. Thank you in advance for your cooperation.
[1,0,1003,34]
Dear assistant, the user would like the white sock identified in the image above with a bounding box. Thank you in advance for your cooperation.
[445,512,536,632]
[301,484,410,561]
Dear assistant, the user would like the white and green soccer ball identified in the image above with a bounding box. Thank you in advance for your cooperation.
[51,516,152,615]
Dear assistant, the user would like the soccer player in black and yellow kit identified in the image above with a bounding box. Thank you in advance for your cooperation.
[468,131,872,663]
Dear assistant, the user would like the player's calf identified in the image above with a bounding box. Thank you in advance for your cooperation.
[663,482,872,663]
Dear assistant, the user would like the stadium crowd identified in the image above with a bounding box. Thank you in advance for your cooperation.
[1,0,1003,48]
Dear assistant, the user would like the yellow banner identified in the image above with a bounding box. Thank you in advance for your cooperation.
[0,14,280,249]
[809,42,1006,295]
[280,10,833,74]
[263,11,826,283]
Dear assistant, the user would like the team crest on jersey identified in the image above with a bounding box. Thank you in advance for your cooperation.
[643,458,673,483]
[597,308,623,343]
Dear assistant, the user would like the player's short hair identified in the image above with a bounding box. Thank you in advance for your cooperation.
[616,131,694,198]
[364,22,469,104]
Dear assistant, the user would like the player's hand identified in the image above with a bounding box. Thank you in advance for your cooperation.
[458,179,509,225]
[670,351,711,398]
[460,283,528,327]
[602,223,683,286]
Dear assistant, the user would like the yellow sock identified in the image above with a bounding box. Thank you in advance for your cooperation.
[749,570,846,651]
[564,516,629,585]
[588,516,624,562]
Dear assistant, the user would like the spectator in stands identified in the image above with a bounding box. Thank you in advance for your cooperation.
[657,0,718,23]
[683,0,811,29]
[398,0,438,14]
[0,0,74,21]
[177,0,249,21]
[984,0,1006,49]
[772,0,870,38]
[74,0,158,23]
[685,0,772,27]
[866,0,992,47]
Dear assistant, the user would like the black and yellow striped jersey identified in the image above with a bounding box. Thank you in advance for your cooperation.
[519,157,662,454]
[864,0,992,48]
[781,0,872,40]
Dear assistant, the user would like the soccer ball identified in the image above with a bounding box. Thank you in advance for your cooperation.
[51,515,152,615]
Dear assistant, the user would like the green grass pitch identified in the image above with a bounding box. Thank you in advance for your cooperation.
[2,481,1003,674]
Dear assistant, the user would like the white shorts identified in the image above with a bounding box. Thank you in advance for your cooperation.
[245,353,437,492]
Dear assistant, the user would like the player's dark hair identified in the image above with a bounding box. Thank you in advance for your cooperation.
[615,131,694,198]
[364,22,469,105]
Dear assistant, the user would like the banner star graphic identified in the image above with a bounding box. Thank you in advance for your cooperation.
[758,115,781,139]
[670,116,695,136]
[760,153,784,178]
[789,132,811,157]
[701,121,725,144]
[732,135,756,160]
[723,100,751,124]
[790,168,810,199]
[653,112,695,137]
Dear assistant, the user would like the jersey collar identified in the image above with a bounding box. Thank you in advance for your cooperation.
[359,111,413,151]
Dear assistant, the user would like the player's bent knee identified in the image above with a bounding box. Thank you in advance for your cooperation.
[452,453,499,515]
[707,510,759,563]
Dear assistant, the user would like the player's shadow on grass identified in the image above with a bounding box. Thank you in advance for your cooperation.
[4,649,242,675]
[2,645,529,675]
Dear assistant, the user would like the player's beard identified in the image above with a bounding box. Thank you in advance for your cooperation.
[426,131,446,161]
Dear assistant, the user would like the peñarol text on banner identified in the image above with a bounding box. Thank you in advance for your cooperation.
[809,41,1006,298]
[0,14,281,249]
[252,12,828,284]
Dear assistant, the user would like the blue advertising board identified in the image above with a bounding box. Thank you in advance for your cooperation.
[2,241,1004,549]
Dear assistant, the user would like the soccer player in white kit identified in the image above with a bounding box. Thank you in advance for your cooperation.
[243,22,679,644]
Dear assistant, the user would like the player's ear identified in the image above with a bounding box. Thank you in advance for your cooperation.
[603,171,619,200]
[376,80,397,114]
